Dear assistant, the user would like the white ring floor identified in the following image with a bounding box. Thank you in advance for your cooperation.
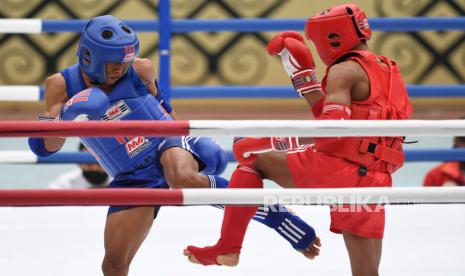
[0,204,463,276]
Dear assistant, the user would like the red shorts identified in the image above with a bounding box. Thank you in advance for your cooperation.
[286,145,392,239]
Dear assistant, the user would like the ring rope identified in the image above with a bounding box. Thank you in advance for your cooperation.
[1,149,465,164]
[0,187,463,206]
[1,120,465,138]
[2,85,465,102]
[1,18,464,33]
[171,85,465,99]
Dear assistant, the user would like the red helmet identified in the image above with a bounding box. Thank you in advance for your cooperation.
[305,4,372,66]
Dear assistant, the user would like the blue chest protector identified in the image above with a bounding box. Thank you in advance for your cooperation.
[60,64,172,177]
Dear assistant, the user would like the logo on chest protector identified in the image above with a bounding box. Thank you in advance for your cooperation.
[102,101,131,121]
[125,136,152,158]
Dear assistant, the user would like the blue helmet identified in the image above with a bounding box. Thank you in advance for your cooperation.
[77,15,139,84]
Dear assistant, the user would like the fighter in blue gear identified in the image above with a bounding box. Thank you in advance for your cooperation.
[28,15,316,275]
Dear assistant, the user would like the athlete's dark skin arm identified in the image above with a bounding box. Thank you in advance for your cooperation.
[42,73,68,152]
[298,44,370,145]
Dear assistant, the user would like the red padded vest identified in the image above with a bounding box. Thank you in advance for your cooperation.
[315,50,413,174]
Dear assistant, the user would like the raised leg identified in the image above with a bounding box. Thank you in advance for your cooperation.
[183,165,262,266]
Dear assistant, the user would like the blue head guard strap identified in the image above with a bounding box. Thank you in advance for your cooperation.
[77,15,140,84]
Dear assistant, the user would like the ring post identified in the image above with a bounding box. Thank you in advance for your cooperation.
[158,0,172,102]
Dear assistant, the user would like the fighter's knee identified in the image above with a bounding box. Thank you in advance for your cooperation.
[252,154,271,179]
[102,253,130,275]
[166,170,202,189]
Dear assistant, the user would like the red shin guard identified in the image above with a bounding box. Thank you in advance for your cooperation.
[186,164,264,266]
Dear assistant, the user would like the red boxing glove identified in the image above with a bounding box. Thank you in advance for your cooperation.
[233,137,300,163]
[267,31,322,97]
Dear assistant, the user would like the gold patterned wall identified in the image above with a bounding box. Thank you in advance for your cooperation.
[0,0,463,86]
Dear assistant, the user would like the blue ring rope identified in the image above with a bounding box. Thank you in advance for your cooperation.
[37,85,465,100]
[41,17,465,32]
[170,85,465,99]
[172,18,465,32]
[37,149,465,164]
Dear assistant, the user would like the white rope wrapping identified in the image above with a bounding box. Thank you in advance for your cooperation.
[0,19,41,33]
[182,187,465,205]
[0,86,41,101]
[0,151,37,163]
[189,120,465,137]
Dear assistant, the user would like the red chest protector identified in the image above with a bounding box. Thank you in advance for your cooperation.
[315,50,413,174]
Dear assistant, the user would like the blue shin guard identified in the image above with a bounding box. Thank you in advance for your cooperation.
[206,176,315,250]
[207,175,229,209]
[207,175,228,189]
[213,202,315,250]
[253,205,316,250]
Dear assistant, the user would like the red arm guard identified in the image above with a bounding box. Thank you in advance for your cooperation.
[316,102,351,120]
[233,137,300,163]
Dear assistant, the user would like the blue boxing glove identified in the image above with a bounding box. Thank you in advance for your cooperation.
[59,87,109,121]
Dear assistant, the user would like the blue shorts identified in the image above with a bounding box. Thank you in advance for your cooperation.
[107,136,197,216]
[107,157,169,215]
[158,136,206,171]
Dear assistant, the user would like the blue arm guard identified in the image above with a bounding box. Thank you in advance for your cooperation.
[28,137,59,157]
[154,79,173,113]
[158,96,173,114]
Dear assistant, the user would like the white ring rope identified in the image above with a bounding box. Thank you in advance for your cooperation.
[0,19,41,33]
[189,120,465,137]
[0,151,36,163]
[0,86,41,101]
[182,187,465,205]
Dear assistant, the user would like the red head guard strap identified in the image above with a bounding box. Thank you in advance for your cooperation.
[305,3,372,66]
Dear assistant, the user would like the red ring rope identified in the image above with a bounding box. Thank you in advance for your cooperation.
[0,189,183,206]
[0,120,190,137]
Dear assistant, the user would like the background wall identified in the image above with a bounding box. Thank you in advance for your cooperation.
[1,0,464,86]
[1,0,464,119]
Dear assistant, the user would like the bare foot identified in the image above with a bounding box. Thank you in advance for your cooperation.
[183,249,240,266]
[299,236,322,260]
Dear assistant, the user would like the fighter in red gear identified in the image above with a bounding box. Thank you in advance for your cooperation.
[184,4,412,275]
